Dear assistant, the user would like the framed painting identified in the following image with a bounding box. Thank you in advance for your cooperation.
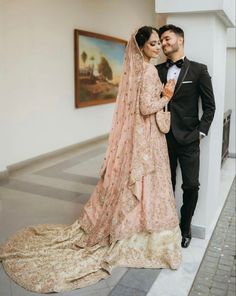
[74,29,127,108]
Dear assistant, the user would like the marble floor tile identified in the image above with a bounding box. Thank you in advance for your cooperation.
[2,179,89,203]
[55,172,99,185]
[58,279,111,296]
[61,288,111,296]
[65,154,104,178]
[0,265,11,296]
[34,146,105,176]
[108,284,146,296]
[118,268,161,292]
[105,267,128,289]
[0,188,83,243]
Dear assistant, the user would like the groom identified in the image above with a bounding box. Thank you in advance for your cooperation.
[156,24,215,248]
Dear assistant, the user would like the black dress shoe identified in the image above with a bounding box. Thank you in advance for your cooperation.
[181,233,192,248]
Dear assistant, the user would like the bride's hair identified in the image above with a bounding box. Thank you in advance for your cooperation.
[135,26,159,48]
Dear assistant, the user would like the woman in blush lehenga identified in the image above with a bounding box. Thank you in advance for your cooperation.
[0,26,181,293]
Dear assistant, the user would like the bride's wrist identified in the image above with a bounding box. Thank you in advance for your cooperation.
[162,90,173,100]
[162,94,172,101]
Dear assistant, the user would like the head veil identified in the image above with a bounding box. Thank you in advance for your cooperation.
[100,32,155,199]
[80,32,157,245]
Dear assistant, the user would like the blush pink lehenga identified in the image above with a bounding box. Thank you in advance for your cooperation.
[0,33,182,293]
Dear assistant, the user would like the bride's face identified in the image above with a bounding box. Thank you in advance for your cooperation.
[142,31,161,61]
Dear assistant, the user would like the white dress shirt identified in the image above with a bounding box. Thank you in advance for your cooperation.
[167,56,185,82]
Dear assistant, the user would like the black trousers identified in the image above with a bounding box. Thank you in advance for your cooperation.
[166,130,200,234]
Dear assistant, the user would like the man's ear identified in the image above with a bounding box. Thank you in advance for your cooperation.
[179,36,184,46]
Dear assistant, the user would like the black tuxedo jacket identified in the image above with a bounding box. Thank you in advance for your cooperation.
[156,58,216,145]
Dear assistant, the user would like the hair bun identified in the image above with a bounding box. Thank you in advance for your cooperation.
[135,26,158,48]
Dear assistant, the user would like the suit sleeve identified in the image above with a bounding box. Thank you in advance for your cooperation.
[198,65,216,135]
[139,66,169,116]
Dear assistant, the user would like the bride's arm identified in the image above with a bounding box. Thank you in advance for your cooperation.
[139,66,171,116]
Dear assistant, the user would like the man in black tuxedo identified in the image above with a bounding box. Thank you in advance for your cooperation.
[156,24,216,248]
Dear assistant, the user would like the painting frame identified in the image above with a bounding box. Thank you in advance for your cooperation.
[74,29,127,108]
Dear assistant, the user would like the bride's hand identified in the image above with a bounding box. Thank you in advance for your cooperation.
[162,79,176,101]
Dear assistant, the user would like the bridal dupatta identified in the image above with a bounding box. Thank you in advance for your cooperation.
[79,34,163,246]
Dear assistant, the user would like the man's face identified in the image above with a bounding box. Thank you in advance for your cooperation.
[160,30,183,56]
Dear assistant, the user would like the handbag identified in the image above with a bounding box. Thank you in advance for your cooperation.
[155,103,171,133]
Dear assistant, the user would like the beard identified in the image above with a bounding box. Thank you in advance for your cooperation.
[163,42,180,56]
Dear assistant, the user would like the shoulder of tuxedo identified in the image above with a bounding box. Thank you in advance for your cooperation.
[185,58,207,67]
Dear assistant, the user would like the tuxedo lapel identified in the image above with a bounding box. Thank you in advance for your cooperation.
[174,58,190,96]
[159,64,168,84]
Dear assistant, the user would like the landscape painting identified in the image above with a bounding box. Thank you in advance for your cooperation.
[74,29,127,108]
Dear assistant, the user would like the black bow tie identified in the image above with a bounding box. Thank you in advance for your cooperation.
[166,59,184,69]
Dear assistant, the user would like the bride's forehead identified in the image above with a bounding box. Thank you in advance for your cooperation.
[148,31,159,41]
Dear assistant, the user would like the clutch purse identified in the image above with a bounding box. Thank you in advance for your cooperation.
[155,104,171,134]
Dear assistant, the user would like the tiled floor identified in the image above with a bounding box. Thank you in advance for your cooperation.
[0,138,235,296]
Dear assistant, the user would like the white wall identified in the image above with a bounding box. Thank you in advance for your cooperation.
[225,28,236,155]
[205,16,228,228]
[155,0,235,27]
[0,0,156,171]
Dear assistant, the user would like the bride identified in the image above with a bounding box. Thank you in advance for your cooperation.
[0,26,181,293]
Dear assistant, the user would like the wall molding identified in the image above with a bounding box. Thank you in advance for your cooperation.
[0,170,9,185]
[192,225,206,239]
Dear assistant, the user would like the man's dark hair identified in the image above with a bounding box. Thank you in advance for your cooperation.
[135,26,159,48]
[158,24,184,39]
